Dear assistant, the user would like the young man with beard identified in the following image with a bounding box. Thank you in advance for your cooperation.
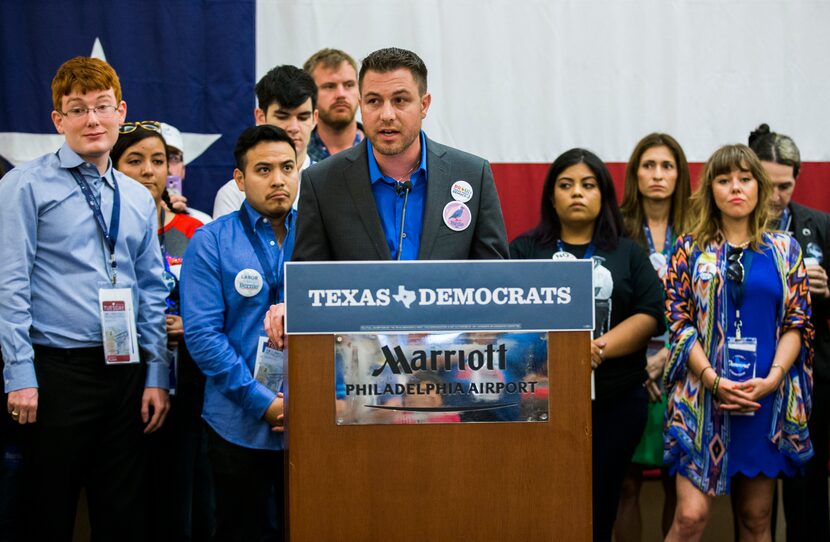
[303,48,364,162]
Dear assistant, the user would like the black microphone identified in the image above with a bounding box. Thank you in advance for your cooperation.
[395,181,413,260]
[395,180,412,197]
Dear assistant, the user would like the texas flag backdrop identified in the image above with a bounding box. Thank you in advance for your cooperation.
[2,0,829,240]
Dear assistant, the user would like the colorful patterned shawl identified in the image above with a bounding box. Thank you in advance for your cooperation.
[663,232,814,495]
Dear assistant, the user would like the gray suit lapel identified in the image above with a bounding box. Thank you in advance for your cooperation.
[344,143,391,260]
[418,139,450,259]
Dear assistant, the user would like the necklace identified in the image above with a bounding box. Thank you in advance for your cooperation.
[718,230,750,248]
[383,159,420,183]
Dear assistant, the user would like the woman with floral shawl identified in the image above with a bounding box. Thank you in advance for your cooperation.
[663,144,813,541]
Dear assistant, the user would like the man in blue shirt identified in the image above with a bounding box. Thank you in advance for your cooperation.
[182,125,298,541]
[264,47,508,346]
[0,57,170,540]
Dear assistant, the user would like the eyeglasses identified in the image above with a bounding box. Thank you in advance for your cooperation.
[60,105,120,119]
[725,246,744,283]
[167,151,184,165]
[119,120,162,134]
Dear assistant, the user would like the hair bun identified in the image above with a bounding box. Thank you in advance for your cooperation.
[748,123,772,146]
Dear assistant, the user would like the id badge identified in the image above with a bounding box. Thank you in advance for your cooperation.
[254,336,285,394]
[727,336,757,383]
[98,287,140,364]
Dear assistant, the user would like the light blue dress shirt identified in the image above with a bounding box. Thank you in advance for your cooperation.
[367,130,428,260]
[181,201,295,450]
[0,144,170,392]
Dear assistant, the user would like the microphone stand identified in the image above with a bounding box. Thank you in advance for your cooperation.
[395,180,413,261]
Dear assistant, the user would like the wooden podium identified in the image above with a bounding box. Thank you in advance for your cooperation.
[285,330,592,541]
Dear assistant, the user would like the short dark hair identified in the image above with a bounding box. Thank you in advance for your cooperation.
[748,123,801,178]
[359,47,427,95]
[255,65,317,113]
[530,148,623,251]
[234,124,296,171]
[303,48,358,75]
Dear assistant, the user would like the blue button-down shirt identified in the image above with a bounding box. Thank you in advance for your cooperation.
[0,144,170,392]
[182,201,295,450]
[367,131,428,260]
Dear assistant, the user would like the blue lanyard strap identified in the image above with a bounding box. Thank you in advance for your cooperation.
[67,166,121,284]
[643,223,672,255]
[778,206,792,232]
[556,239,595,259]
[239,206,280,306]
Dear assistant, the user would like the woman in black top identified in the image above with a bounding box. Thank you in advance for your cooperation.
[510,148,664,542]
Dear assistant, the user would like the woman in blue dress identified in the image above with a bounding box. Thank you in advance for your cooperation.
[663,144,814,541]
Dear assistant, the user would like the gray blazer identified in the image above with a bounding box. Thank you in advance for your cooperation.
[293,137,508,261]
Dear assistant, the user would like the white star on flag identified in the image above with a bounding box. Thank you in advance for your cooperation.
[0,38,220,167]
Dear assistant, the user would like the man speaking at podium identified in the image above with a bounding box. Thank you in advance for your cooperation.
[265,47,508,345]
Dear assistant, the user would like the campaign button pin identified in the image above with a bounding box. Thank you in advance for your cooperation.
[442,201,472,232]
[235,268,263,297]
[551,251,577,261]
[450,180,473,203]
[649,252,668,278]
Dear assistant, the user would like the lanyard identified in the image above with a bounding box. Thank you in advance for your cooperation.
[643,223,672,255]
[726,247,755,339]
[557,239,595,259]
[239,206,282,306]
[778,206,792,232]
[67,166,121,285]
[157,209,181,315]
[158,208,168,261]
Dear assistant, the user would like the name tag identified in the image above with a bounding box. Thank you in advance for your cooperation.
[727,336,757,382]
[99,287,140,364]
[254,336,285,394]
[727,336,757,417]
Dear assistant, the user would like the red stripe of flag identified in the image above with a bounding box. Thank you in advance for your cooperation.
[492,162,830,242]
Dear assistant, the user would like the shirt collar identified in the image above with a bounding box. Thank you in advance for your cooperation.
[58,143,115,187]
[367,130,428,186]
[311,123,364,154]
[241,200,297,232]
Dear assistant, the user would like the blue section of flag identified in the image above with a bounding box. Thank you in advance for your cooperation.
[0,0,255,213]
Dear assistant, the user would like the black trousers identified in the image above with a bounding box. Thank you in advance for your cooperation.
[783,375,830,541]
[207,425,285,542]
[592,386,649,542]
[20,345,147,542]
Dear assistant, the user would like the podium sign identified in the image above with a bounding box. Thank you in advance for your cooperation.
[284,259,593,334]
[284,260,594,541]
[335,331,548,425]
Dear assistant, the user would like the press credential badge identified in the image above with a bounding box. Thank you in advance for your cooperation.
[254,336,285,394]
[99,287,140,364]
